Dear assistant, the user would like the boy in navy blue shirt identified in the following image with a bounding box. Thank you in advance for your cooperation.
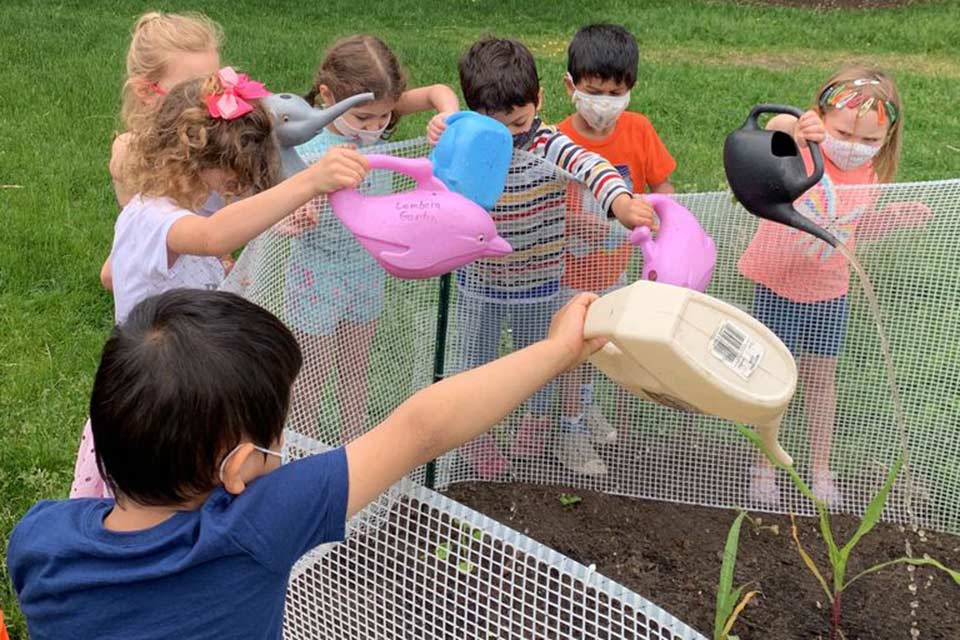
[7,288,604,640]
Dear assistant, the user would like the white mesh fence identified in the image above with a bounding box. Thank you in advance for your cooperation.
[443,164,960,534]
[281,432,705,640]
[224,135,958,637]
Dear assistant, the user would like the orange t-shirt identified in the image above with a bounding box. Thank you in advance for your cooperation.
[738,148,878,303]
[558,112,677,291]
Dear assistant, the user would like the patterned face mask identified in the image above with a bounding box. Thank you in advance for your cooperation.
[571,88,630,131]
[822,133,881,171]
[512,117,542,149]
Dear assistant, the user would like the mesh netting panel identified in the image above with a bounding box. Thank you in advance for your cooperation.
[443,169,960,535]
[282,432,704,640]
[223,138,438,483]
[226,137,957,638]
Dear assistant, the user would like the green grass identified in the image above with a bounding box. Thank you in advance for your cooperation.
[1,0,959,636]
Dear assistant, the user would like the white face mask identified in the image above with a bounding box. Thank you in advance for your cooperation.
[334,114,389,147]
[218,443,284,485]
[569,76,630,131]
[821,133,881,171]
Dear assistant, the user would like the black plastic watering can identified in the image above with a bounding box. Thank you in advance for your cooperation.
[723,104,838,247]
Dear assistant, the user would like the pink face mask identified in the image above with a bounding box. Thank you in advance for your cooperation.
[333,113,390,146]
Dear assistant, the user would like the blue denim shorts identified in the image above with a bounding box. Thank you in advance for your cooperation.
[753,285,848,357]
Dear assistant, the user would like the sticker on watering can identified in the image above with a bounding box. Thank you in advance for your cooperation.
[710,321,763,380]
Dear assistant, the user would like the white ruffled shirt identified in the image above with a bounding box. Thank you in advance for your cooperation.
[110,195,224,323]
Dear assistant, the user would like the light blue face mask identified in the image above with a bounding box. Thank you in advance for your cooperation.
[218,443,285,485]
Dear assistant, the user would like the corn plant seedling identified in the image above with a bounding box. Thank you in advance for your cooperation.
[558,493,582,507]
[714,510,758,640]
[738,425,960,640]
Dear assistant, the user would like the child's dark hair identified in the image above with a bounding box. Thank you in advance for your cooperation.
[304,35,408,131]
[124,72,279,211]
[90,289,302,505]
[459,36,540,113]
[567,24,638,88]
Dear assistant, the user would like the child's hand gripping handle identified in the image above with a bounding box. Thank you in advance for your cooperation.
[627,193,672,247]
[583,288,651,393]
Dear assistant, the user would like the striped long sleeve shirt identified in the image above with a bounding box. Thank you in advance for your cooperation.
[457,123,631,300]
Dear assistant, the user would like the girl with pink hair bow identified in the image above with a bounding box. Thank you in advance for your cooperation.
[69,68,370,499]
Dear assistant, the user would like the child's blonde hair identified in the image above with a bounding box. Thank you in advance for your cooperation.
[121,11,222,133]
[304,35,408,132]
[124,73,279,211]
[814,65,902,183]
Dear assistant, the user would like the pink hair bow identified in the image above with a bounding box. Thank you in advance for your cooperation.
[205,67,271,120]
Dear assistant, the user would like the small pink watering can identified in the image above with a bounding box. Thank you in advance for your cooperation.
[329,155,513,279]
[630,193,717,292]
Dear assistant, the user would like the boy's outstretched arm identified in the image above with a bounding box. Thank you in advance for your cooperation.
[344,294,606,517]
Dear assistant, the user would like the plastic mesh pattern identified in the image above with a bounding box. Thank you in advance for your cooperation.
[442,175,960,535]
[282,433,705,640]
[224,135,958,638]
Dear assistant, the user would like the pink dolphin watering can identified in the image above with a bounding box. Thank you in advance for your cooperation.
[630,193,717,292]
[328,155,513,279]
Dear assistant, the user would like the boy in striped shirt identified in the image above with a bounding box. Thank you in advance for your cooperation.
[453,36,654,478]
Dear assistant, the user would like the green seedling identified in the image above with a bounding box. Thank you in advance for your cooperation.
[738,425,960,640]
[558,493,582,507]
[714,511,758,640]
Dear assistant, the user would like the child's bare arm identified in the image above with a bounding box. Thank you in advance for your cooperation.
[858,201,932,243]
[100,257,113,291]
[343,294,606,518]
[395,84,460,144]
[767,111,825,149]
[166,147,368,258]
[396,84,459,116]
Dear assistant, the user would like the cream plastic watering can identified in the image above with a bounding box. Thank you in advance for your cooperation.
[584,280,797,465]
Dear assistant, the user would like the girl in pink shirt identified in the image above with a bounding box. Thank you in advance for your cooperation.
[739,67,930,507]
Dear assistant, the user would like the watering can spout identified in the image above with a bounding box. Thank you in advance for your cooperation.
[771,203,839,247]
[265,91,376,179]
[310,92,376,132]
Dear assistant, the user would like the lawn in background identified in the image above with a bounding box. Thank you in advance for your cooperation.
[1,0,958,636]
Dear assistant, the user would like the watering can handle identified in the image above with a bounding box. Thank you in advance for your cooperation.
[365,154,449,192]
[745,104,825,194]
[628,193,672,245]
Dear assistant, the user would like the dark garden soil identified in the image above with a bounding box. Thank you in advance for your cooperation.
[447,482,960,640]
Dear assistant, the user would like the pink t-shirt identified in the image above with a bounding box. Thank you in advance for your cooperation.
[738,149,878,303]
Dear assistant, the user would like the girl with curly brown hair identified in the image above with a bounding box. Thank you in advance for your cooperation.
[70,67,369,499]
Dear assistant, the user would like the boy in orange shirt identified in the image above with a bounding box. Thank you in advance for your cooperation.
[555,24,676,475]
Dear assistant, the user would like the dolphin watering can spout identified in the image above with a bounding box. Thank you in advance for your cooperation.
[584,280,798,466]
[723,104,839,248]
[264,92,376,179]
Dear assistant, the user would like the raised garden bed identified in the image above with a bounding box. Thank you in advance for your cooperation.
[448,482,960,639]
